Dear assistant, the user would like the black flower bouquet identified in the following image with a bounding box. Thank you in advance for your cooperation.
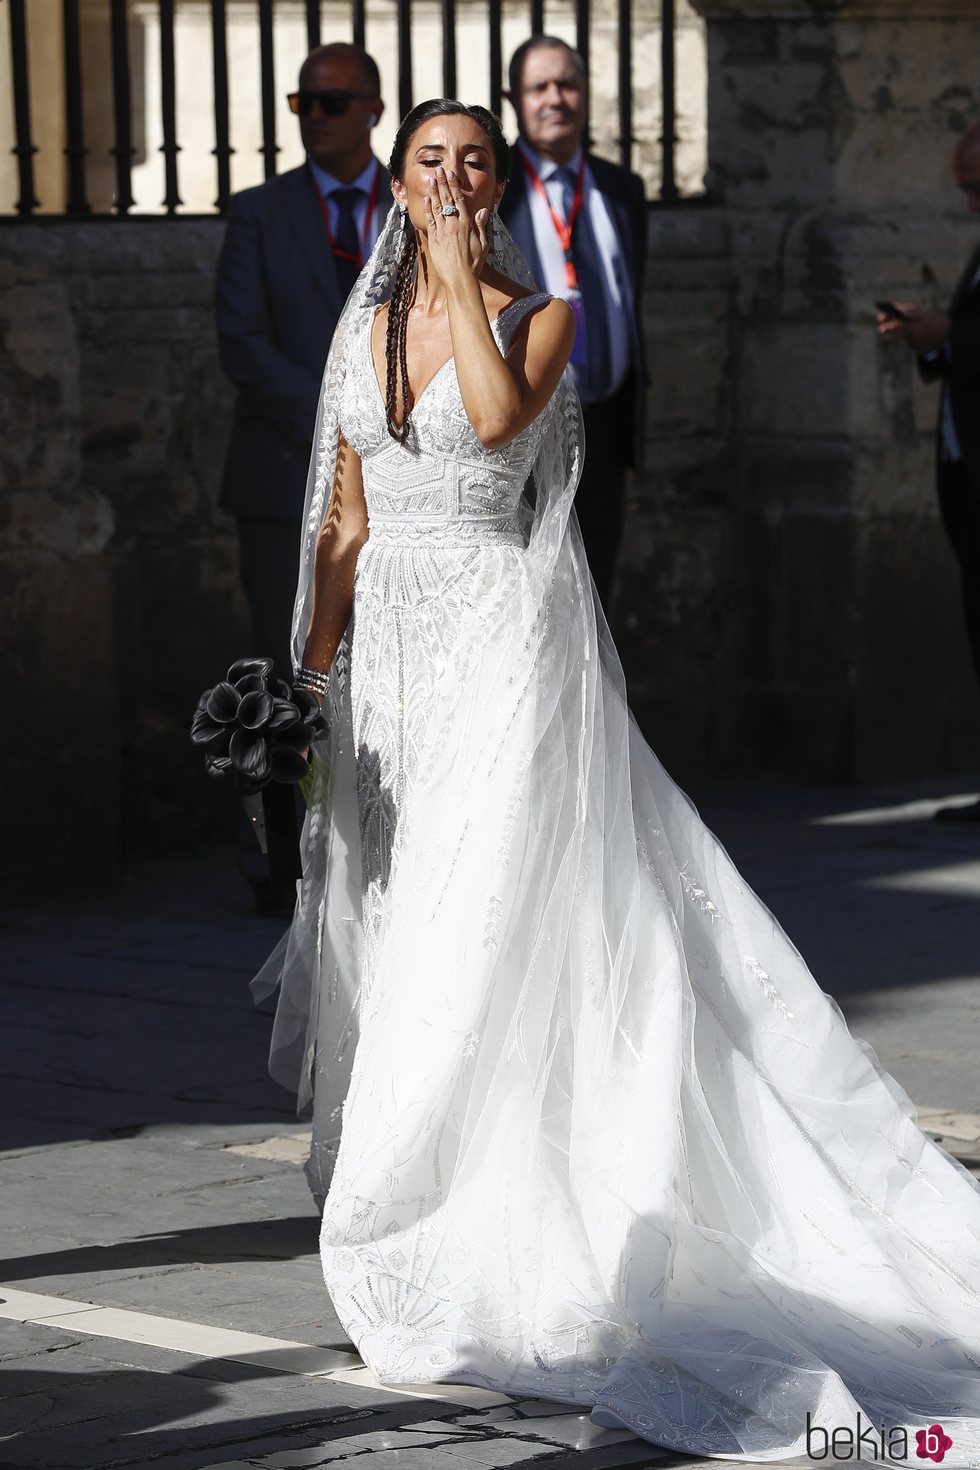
[191,657,328,884]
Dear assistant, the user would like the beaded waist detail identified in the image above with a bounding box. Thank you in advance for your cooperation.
[366,514,525,550]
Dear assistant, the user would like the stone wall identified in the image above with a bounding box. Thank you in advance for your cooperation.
[0,246,115,882]
[619,0,980,783]
[1,223,244,881]
[4,0,980,878]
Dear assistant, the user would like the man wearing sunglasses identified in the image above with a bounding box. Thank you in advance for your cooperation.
[216,41,389,911]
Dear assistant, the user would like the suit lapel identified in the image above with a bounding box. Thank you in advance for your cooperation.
[281,164,341,309]
[587,155,635,277]
[375,169,394,237]
[500,149,547,291]
[280,160,394,312]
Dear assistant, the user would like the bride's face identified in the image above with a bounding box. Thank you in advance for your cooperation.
[392,114,504,233]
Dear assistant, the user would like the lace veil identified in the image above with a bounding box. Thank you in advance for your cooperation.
[250,203,586,1126]
[251,200,980,1463]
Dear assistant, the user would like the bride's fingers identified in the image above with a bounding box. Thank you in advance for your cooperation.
[443,168,467,218]
[434,166,465,223]
[434,165,451,209]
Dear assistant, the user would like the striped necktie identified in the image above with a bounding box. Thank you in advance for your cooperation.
[555,164,612,403]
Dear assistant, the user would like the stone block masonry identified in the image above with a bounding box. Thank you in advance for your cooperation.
[4,0,980,880]
[0,223,244,882]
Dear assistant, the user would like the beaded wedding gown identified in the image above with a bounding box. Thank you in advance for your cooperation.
[253,216,980,1465]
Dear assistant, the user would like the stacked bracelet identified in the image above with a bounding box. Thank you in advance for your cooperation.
[295,666,330,698]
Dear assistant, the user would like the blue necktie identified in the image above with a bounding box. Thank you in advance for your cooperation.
[556,165,612,403]
[331,187,364,295]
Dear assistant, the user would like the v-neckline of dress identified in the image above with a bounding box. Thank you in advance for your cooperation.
[368,295,543,429]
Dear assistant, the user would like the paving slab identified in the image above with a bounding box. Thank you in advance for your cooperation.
[1,777,978,1467]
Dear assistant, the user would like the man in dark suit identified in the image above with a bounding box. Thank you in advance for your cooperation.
[217,42,390,681]
[499,35,648,609]
[878,122,980,821]
[217,42,390,909]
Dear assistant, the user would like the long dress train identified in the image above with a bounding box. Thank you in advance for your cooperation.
[253,243,980,1465]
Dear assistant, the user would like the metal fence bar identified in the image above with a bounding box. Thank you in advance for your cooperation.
[441,0,456,99]
[397,0,413,120]
[160,0,181,212]
[62,0,89,215]
[660,0,677,200]
[1,0,691,218]
[617,0,632,171]
[8,0,38,215]
[575,0,590,144]
[109,0,135,213]
[258,0,278,179]
[211,0,232,211]
[306,0,321,50]
[488,0,502,118]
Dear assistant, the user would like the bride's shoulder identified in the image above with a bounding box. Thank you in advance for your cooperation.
[490,286,574,358]
[484,279,570,333]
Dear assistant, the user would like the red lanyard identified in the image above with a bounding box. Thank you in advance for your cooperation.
[313,161,381,270]
[521,150,587,293]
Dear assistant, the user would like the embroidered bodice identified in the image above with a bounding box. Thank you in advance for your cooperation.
[337,293,553,548]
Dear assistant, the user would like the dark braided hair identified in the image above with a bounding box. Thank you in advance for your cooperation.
[384,99,510,443]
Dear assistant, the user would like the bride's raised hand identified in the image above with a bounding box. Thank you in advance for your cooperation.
[423,165,489,287]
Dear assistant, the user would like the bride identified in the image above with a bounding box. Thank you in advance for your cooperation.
[252,99,980,1463]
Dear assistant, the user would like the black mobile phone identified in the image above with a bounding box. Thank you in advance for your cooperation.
[875,300,910,322]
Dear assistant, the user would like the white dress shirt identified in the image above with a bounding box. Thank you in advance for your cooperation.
[517,139,632,402]
[309,155,384,263]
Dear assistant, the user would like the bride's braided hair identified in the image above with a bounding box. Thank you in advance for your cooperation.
[384,99,510,443]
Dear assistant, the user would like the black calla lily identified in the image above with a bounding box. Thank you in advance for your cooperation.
[230,728,272,782]
[238,690,275,731]
[205,753,234,777]
[234,673,268,696]
[227,656,274,683]
[270,746,311,783]
[206,682,241,723]
[293,689,321,722]
[192,657,327,795]
[190,697,231,748]
[268,698,300,732]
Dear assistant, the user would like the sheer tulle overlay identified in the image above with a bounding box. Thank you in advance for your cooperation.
[252,211,980,1465]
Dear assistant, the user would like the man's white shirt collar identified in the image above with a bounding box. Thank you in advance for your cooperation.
[518,138,584,187]
[309,155,379,198]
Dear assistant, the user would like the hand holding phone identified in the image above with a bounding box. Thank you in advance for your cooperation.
[875,300,910,322]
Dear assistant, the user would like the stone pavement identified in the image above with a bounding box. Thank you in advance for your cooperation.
[1,773,979,1470]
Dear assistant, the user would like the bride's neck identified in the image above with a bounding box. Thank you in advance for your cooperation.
[411,242,481,315]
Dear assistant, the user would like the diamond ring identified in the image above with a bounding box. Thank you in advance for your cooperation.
[441,204,459,217]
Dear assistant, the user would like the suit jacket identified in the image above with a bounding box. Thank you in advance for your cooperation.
[216,161,392,522]
[498,142,649,471]
[918,239,980,491]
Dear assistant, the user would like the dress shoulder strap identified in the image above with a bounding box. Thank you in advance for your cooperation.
[492,292,554,352]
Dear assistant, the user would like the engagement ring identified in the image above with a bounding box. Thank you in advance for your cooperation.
[441,204,459,217]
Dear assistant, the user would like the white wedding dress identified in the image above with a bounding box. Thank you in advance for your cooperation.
[253,218,980,1466]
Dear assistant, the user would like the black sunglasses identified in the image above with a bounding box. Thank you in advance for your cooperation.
[287,89,375,118]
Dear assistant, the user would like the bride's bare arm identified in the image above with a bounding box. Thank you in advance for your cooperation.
[300,432,369,678]
[426,166,575,450]
[450,289,575,451]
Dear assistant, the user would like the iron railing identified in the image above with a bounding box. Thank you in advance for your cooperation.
[3,0,687,218]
